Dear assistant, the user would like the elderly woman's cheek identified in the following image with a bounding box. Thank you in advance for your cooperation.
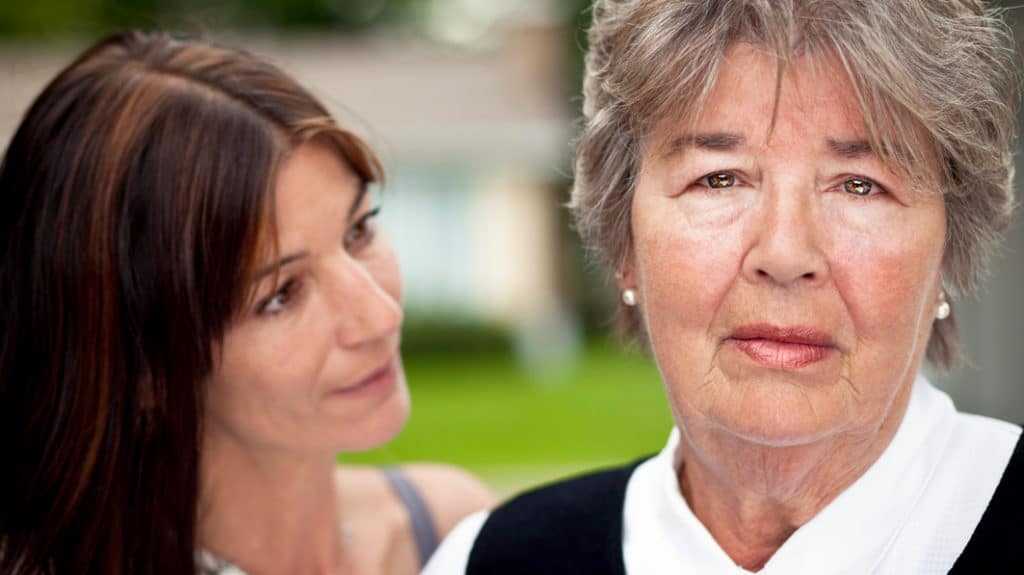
[633,192,754,393]
[824,199,946,378]
[635,191,753,313]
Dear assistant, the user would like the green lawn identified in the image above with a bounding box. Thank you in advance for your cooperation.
[340,340,674,495]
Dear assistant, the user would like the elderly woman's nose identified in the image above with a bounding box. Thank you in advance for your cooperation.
[741,191,828,287]
[325,257,403,348]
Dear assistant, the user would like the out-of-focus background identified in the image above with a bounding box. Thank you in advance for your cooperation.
[2,0,1021,496]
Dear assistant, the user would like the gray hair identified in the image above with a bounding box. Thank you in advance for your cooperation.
[571,0,1018,369]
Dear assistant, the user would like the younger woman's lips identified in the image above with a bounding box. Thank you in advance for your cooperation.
[728,338,836,369]
[333,358,397,395]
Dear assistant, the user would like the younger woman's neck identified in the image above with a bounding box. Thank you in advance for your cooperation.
[199,430,347,574]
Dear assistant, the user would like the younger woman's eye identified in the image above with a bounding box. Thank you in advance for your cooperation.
[704,172,736,189]
[344,207,380,251]
[843,178,874,196]
[257,278,301,315]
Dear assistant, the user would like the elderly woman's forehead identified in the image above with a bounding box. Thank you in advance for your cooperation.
[647,47,843,137]
[711,44,862,120]
[645,42,934,173]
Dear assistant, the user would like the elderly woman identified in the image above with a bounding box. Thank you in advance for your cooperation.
[425,0,1020,573]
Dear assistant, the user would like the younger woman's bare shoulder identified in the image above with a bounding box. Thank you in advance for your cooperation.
[334,463,494,538]
[333,464,419,574]
[393,463,496,537]
[333,464,395,507]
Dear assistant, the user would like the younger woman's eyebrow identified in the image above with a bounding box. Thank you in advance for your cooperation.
[347,181,369,218]
[251,180,367,283]
[252,251,309,282]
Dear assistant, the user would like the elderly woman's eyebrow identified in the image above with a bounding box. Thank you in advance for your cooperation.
[664,132,746,157]
[827,138,873,159]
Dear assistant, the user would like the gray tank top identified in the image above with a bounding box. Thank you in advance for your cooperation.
[383,466,441,565]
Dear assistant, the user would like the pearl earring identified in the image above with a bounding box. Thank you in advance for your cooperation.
[621,288,637,307]
[936,293,951,320]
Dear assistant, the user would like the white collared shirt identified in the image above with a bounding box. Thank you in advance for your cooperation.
[424,375,1020,574]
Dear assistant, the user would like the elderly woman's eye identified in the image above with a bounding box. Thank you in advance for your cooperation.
[705,173,736,189]
[843,178,874,196]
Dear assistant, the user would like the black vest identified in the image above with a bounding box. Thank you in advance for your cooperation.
[466,432,1024,574]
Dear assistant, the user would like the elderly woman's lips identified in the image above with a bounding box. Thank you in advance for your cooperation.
[729,339,835,369]
[726,325,837,369]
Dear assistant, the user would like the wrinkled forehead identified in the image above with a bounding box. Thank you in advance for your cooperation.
[660,44,866,151]
[644,40,941,187]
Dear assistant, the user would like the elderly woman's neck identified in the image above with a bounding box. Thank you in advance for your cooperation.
[676,403,907,571]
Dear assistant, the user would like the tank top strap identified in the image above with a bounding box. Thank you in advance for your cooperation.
[382,466,440,566]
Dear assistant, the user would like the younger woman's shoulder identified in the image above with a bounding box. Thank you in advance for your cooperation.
[335,463,494,537]
[396,463,496,536]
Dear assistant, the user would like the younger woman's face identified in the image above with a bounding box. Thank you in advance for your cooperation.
[205,141,408,454]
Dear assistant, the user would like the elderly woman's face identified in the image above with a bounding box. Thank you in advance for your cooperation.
[627,44,946,446]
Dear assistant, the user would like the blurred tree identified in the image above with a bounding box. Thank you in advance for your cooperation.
[0,0,427,38]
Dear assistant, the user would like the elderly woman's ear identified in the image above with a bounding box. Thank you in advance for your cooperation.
[615,267,638,307]
[935,289,951,321]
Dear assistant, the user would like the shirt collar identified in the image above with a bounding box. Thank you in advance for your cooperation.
[623,374,956,574]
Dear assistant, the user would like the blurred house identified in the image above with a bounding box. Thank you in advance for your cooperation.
[0,2,584,365]
[3,1,1023,417]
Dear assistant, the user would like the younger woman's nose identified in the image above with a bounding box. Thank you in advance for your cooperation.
[325,258,402,348]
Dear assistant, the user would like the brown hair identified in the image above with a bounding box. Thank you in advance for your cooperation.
[571,0,1018,368]
[0,30,381,574]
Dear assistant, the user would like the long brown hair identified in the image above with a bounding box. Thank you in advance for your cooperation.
[0,30,381,574]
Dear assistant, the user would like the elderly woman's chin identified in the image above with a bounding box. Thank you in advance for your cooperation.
[670,352,903,449]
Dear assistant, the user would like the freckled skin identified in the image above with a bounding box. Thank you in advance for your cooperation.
[623,46,947,568]
[627,44,946,450]
[205,142,408,454]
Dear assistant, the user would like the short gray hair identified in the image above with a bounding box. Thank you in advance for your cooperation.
[571,0,1018,369]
